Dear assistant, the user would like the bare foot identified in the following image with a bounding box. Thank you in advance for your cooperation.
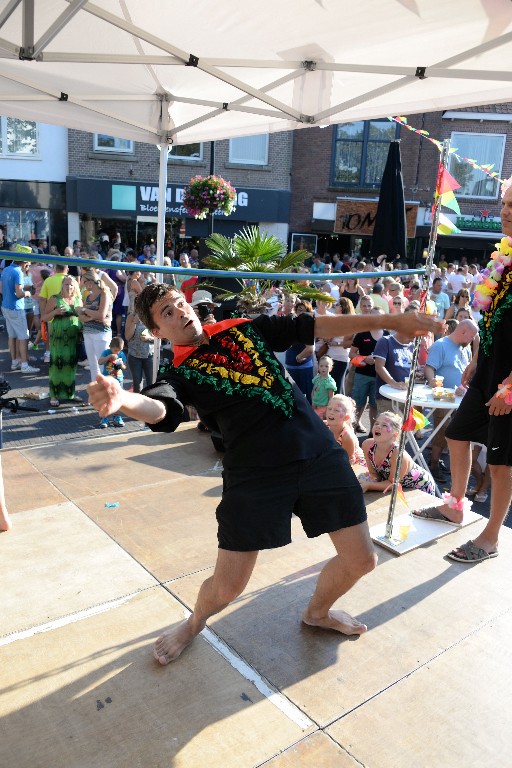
[0,510,12,532]
[302,608,367,636]
[153,619,197,665]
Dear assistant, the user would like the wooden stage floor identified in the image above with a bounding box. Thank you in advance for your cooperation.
[1,423,511,767]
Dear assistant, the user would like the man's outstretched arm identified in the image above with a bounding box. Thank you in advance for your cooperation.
[87,373,166,424]
[315,310,443,340]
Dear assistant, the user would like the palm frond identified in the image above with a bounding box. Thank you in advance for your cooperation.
[200,226,327,314]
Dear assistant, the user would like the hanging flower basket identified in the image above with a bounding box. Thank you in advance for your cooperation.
[182,175,237,220]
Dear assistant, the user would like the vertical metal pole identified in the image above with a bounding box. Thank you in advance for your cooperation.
[384,139,451,538]
[152,140,169,383]
[208,140,215,237]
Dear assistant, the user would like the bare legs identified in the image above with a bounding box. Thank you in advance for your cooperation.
[0,457,12,532]
[154,549,258,665]
[432,438,473,524]
[302,522,377,635]
[450,464,512,558]
[154,522,377,665]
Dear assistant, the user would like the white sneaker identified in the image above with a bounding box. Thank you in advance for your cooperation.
[10,360,21,370]
[21,364,40,374]
[78,360,90,368]
[43,352,50,363]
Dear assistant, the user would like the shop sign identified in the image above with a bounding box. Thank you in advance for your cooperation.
[335,199,417,237]
[68,178,289,222]
[456,216,502,232]
[135,185,248,215]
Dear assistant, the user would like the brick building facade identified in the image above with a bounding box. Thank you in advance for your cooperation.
[67,130,293,250]
[289,105,512,266]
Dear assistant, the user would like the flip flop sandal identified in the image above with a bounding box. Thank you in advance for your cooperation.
[447,540,498,563]
[411,507,462,526]
[71,396,86,406]
[49,398,60,408]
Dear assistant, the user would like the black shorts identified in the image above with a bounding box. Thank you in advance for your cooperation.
[445,386,512,466]
[216,446,367,551]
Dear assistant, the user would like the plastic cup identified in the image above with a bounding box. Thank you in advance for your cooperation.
[399,521,411,541]
[434,376,444,388]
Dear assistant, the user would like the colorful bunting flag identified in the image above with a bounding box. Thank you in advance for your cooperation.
[402,408,430,432]
[387,116,505,185]
[436,167,461,196]
[437,212,461,236]
[397,483,409,508]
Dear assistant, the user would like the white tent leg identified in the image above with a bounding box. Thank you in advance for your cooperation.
[152,140,169,384]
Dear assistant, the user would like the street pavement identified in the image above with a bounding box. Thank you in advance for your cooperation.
[0,326,145,450]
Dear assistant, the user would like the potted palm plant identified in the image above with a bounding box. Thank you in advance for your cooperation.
[202,226,332,315]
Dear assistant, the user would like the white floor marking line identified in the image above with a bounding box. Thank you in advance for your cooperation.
[179,608,313,730]
[2,588,313,730]
[0,592,139,647]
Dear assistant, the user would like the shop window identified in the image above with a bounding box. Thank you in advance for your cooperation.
[94,134,134,153]
[229,134,269,165]
[0,117,38,156]
[0,208,49,242]
[331,120,398,187]
[448,132,505,199]
[169,143,202,160]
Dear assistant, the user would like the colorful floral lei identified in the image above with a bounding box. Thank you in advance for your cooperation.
[473,236,512,355]
[182,175,237,220]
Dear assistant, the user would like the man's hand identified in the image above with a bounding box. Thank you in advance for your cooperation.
[486,392,512,416]
[390,381,408,390]
[87,373,125,417]
[393,311,444,338]
[461,359,477,388]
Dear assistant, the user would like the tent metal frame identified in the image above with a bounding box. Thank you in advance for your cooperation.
[0,1,511,145]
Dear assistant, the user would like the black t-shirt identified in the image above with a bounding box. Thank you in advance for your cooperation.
[351,331,378,378]
[472,304,512,400]
[143,313,337,469]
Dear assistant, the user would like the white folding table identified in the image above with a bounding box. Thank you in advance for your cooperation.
[378,383,463,496]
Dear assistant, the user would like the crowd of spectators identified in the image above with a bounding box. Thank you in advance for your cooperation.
[0,237,486,501]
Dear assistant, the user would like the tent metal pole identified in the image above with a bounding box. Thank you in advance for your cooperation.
[152,140,170,383]
[383,139,451,539]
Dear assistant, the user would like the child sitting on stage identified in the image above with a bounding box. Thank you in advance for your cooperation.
[358,411,436,495]
[311,355,337,418]
[325,395,366,468]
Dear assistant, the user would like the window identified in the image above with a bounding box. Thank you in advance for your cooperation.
[331,120,397,187]
[448,132,505,199]
[1,208,49,242]
[0,117,38,156]
[94,134,134,153]
[169,142,202,160]
[229,134,269,165]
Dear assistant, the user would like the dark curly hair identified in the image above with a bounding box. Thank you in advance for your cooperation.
[134,283,182,330]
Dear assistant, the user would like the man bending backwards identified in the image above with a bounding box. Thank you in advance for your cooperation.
[88,285,441,665]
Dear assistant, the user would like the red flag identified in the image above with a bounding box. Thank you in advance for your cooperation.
[436,165,461,196]
[402,411,416,431]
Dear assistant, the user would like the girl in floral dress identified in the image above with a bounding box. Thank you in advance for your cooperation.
[358,411,436,495]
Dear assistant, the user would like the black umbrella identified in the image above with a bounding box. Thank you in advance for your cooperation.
[370,140,407,263]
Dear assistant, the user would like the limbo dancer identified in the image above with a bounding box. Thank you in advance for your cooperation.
[413,178,512,563]
[87,285,441,664]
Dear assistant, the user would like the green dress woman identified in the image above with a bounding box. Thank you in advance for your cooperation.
[45,277,83,406]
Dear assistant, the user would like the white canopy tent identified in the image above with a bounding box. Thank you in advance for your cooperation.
[0,0,511,147]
